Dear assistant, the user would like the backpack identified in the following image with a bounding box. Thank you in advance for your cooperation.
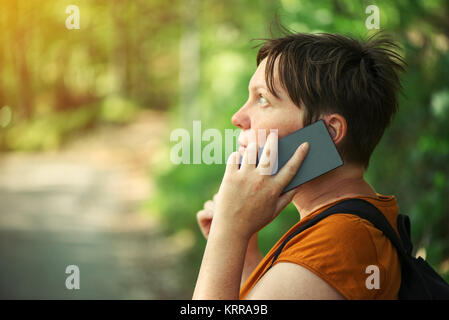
[268,198,449,300]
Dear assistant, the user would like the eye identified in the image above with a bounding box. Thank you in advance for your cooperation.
[258,95,269,107]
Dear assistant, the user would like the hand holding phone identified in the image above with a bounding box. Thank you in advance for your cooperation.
[239,120,343,193]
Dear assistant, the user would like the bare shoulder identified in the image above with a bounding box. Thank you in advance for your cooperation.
[245,262,345,300]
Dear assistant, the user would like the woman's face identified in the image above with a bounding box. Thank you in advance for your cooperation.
[232,58,305,155]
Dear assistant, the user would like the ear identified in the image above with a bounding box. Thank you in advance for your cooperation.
[322,114,347,145]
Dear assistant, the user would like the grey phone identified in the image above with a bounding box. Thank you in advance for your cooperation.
[275,120,343,193]
[239,120,343,193]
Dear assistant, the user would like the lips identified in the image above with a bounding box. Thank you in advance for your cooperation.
[237,136,247,156]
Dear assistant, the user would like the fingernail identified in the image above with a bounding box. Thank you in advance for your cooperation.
[300,142,309,150]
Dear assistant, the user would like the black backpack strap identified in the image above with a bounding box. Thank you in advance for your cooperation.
[267,198,442,299]
[268,198,408,270]
[397,214,413,256]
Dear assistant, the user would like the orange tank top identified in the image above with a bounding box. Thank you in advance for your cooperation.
[239,194,402,300]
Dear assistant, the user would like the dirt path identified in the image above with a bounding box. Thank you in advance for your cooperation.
[0,110,192,299]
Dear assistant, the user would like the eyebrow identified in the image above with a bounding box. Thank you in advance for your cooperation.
[248,83,280,101]
[248,84,266,92]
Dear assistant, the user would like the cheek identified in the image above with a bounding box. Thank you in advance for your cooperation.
[242,106,304,146]
[277,117,303,138]
[253,108,303,139]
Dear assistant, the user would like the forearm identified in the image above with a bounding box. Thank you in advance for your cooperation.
[193,224,249,300]
[240,233,263,288]
[193,136,307,299]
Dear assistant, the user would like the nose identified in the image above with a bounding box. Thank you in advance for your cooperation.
[231,104,250,130]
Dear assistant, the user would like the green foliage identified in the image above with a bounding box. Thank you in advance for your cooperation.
[0,0,179,151]
[100,96,139,124]
[2,95,140,151]
[4,102,100,151]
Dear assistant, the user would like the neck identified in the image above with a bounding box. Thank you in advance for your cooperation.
[292,162,378,220]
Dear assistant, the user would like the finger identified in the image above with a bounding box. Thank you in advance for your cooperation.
[197,210,212,238]
[257,131,278,176]
[197,209,213,225]
[240,142,258,170]
[275,142,309,190]
[204,200,214,211]
[197,209,207,220]
[225,151,240,175]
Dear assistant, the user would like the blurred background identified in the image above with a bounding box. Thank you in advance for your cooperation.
[0,0,448,299]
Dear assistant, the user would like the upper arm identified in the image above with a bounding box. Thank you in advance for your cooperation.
[245,262,345,300]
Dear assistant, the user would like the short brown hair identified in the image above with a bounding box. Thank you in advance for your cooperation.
[256,32,406,168]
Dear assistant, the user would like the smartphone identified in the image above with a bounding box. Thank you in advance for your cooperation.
[239,120,343,193]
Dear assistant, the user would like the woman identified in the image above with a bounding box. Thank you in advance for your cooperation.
[193,32,405,300]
